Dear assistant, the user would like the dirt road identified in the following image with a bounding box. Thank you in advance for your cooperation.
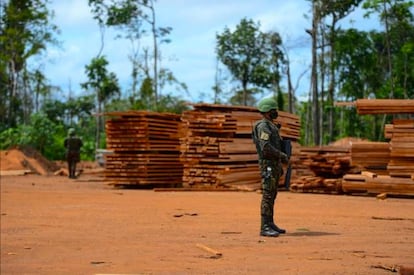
[1,174,413,274]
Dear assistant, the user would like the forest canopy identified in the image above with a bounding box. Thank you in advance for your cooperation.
[0,0,413,160]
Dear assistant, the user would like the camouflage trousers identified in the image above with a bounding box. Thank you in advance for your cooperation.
[259,159,282,217]
[66,152,80,178]
[261,175,279,217]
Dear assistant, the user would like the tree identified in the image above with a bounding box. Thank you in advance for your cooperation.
[308,1,321,145]
[88,0,174,110]
[318,0,363,143]
[81,56,120,150]
[216,18,285,106]
[304,0,363,145]
[0,0,58,130]
[363,0,414,99]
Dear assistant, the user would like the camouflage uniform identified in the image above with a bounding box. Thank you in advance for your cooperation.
[64,129,83,179]
[252,99,288,237]
[253,118,284,213]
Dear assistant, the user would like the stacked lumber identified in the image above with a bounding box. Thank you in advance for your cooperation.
[180,103,300,190]
[386,119,414,177]
[341,100,414,196]
[299,146,353,177]
[104,111,183,187]
[350,141,390,173]
[342,172,414,196]
[335,99,414,114]
[290,144,356,193]
[188,103,301,139]
[290,176,342,194]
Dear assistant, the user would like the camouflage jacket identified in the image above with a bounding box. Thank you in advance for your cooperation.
[252,118,287,166]
[64,136,83,154]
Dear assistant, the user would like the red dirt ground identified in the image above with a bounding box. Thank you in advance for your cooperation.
[1,148,414,274]
[1,172,414,274]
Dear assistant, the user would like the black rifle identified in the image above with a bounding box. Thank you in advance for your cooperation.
[281,139,292,189]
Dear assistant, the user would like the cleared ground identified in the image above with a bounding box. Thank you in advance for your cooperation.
[1,174,414,274]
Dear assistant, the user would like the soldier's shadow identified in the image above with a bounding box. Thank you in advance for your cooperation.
[286,230,339,237]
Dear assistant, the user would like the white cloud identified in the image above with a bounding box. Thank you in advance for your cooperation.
[51,0,95,29]
[41,0,380,102]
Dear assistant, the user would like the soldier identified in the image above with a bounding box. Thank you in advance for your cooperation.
[252,97,289,237]
[64,128,83,179]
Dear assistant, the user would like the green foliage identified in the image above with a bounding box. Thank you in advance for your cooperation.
[0,127,22,150]
[0,112,64,160]
[81,139,97,161]
[276,90,284,111]
[319,0,363,18]
[135,77,155,109]
[0,0,59,128]
[82,56,121,104]
[229,89,258,106]
[155,95,190,114]
[362,0,414,99]
[216,18,284,105]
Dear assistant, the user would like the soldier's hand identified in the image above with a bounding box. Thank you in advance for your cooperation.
[281,153,289,164]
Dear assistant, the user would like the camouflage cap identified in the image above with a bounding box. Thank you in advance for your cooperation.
[257,97,277,113]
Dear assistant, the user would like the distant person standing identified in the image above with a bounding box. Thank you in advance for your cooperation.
[252,97,289,237]
[64,128,83,179]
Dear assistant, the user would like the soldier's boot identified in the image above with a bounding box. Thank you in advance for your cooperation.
[68,165,73,178]
[260,216,279,237]
[72,165,77,178]
[270,216,286,234]
[69,164,76,179]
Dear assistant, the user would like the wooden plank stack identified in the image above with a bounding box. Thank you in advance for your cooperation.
[290,144,356,193]
[341,99,414,196]
[350,141,390,174]
[180,103,300,190]
[386,119,414,177]
[355,99,414,114]
[290,176,342,194]
[342,172,414,196]
[104,111,183,187]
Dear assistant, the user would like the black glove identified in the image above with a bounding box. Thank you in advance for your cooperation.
[281,153,289,164]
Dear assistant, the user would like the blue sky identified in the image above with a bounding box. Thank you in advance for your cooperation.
[42,0,379,103]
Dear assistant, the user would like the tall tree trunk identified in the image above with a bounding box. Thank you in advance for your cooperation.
[311,1,320,145]
[286,62,294,113]
[319,27,326,145]
[148,1,158,109]
[8,60,19,128]
[382,0,394,98]
[96,95,102,151]
[242,80,248,106]
[328,24,335,143]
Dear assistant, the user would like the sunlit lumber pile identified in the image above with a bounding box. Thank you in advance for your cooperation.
[350,141,390,174]
[104,111,183,187]
[356,99,414,114]
[290,144,356,193]
[290,176,342,194]
[386,119,414,177]
[336,99,414,114]
[340,99,414,196]
[180,103,300,190]
[342,172,414,196]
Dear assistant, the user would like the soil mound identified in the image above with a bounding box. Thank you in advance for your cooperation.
[0,146,59,175]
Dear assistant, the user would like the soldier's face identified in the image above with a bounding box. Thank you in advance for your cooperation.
[269,109,278,120]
